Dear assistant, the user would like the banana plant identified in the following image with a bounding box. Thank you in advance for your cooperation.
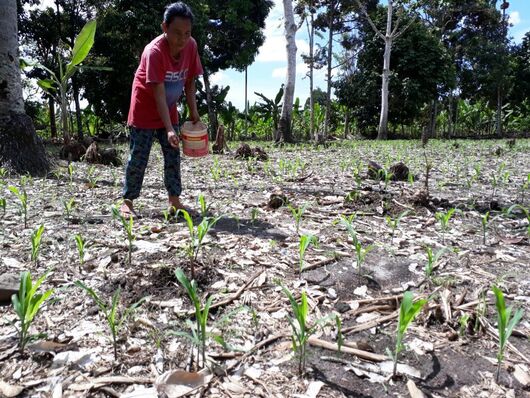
[24,20,107,144]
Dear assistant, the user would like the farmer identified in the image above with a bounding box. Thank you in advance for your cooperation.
[120,1,203,218]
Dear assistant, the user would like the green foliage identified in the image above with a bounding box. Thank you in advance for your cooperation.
[30,20,98,142]
[424,246,448,278]
[12,270,54,351]
[30,224,45,264]
[385,210,409,243]
[299,234,318,273]
[174,269,214,368]
[337,213,357,243]
[177,209,221,277]
[75,234,86,265]
[111,205,135,266]
[435,208,458,244]
[75,281,145,360]
[492,286,524,382]
[8,185,28,228]
[197,193,210,219]
[86,165,100,188]
[282,286,330,376]
[254,85,284,132]
[353,240,373,277]
[288,202,310,235]
[62,197,76,219]
[0,197,6,217]
[481,211,490,245]
[387,292,428,377]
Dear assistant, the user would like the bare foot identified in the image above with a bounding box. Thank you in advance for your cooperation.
[120,199,134,219]
[168,196,196,216]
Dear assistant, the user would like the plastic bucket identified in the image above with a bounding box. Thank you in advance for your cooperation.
[181,121,208,157]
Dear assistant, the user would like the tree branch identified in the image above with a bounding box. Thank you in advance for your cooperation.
[353,0,385,41]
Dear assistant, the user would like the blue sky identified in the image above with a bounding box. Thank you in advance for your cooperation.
[212,0,530,112]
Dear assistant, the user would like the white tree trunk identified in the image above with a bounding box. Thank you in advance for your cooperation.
[308,5,315,142]
[278,0,297,142]
[0,0,25,122]
[324,3,334,141]
[377,1,393,140]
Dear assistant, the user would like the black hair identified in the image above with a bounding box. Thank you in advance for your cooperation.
[164,2,194,25]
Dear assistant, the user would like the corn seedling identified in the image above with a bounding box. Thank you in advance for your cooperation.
[288,202,310,235]
[8,185,28,228]
[385,210,409,243]
[162,208,171,224]
[459,314,470,337]
[337,213,358,244]
[354,240,373,278]
[335,315,343,352]
[30,224,45,265]
[86,165,100,188]
[481,211,490,245]
[299,234,318,273]
[67,163,74,185]
[344,189,361,203]
[12,270,54,351]
[197,193,210,219]
[210,157,222,182]
[282,286,331,376]
[75,234,86,265]
[506,204,530,237]
[75,281,145,360]
[424,246,448,278]
[174,268,213,369]
[377,168,393,190]
[0,197,6,217]
[178,209,221,278]
[0,167,7,178]
[62,197,75,219]
[407,172,415,187]
[111,205,135,266]
[250,207,259,225]
[387,291,428,377]
[492,286,524,382]
[435,208,457,244]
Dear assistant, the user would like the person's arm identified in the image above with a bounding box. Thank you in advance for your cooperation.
[185,78,200,123]
[152,83,179,149]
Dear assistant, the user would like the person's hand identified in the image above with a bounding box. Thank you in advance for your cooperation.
[190,109,200,124]
[167,130,179,149]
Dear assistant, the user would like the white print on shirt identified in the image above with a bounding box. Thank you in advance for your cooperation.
[165,70,188,82]
[165,69,188,107]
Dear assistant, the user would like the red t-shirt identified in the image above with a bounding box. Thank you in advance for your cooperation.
[127,34,203,129]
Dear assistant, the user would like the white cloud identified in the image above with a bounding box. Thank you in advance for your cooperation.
[257,37,310,62]
[509,11,521,26]
[209,71,226,84]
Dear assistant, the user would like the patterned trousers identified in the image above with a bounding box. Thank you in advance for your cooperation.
[122,126,182,200]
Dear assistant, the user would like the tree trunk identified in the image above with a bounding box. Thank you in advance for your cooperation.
[72,75,83,141]
[377,2,393,140]
[277,0,296,143]
[344,111,350,138]
[0,0,49,176]
[49,96,57,139]
[308,5,315,143]
[427,98,437,139]
[496,85,502,138]
[323,2,334,142]
[202,69,218,140]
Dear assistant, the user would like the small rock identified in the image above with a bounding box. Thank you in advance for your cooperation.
[334,302,350,313]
